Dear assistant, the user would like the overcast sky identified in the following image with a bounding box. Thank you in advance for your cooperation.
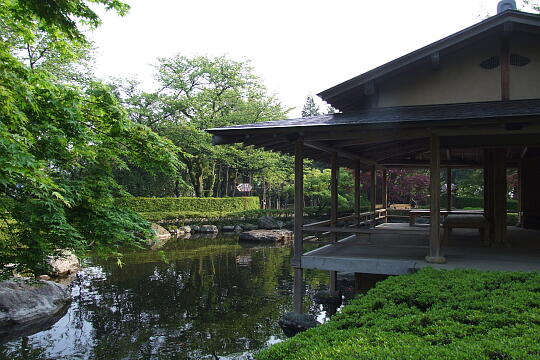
[90,0,524,117]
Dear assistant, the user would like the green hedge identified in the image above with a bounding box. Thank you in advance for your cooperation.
[117,197,260,214]
[455,197,518,211]
[257,268,540,360]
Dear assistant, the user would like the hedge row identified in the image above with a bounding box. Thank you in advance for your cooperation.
[454,197,518,211]
[117,197,260,214]
[257,268,540,360]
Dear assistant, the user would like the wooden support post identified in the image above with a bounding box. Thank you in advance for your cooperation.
[330,152,338,242]
[354,162,361,226]
[492,148,507,245]
[329,152,338,295]
[517,162,523,227]
[370,165,377,227]
[293,140,304,313]
[484,149,494,242]
[446,167,452,212]
[427,134,445,263]
[382,169,388,223]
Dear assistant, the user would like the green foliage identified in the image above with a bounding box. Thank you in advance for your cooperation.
[118,197,260,214]
[257,269,540,360]
[0,0,180,274]
[455,197,518,211]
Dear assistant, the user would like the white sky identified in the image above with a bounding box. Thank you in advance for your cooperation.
[90,0,521,117]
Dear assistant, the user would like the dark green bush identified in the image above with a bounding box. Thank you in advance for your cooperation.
[455,197,518,211]
[257,268,540,360]
[117,196,260,214]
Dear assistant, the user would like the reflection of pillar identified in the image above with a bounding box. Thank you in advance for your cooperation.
[293,140,304,313]
[329,152,338,295]
[370,165,377,227]
[427,134,445,263]
[517,162,523,227]
[382,169,388,223]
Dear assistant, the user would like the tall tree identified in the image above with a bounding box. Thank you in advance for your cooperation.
[301,95,320,117]
[0,0,179,274]
[148,55,288,197]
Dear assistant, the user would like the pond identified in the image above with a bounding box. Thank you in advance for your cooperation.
[0,235,348,359]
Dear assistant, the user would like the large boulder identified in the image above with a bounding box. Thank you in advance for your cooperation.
[222,225,236,232]
[239,230,293,244]
[258,216,284,230]
[0,278,71,343]
[240,223,258,231]
[47,250,80,276]
[199,225,219,234]
[279,312,319,337]
[151,223,172,240]
[179,225,191,234]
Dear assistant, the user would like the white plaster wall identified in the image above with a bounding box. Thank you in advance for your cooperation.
[510,33,540,100]
[377,39,501,107]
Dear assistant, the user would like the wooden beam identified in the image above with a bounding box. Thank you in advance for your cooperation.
[427,134,445,263]
[293,140,304,313]
[501,25,511,101]
[304,141,377,166]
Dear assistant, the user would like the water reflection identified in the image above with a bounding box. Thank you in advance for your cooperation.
[0,236,332,359]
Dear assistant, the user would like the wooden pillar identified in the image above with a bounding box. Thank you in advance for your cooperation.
[382,169,388,223]
[330,152,338,242]
[329,152,338,294]
[484,149,493,239]
[446,167,452,212]
[354,162,361,226]
[426,134,445,263]
[293,140,304,313]
[517,162,522,227]
[492,148,507,245]
[370,165,377,227]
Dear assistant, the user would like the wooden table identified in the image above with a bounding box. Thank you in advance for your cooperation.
[409,209,484,226]
[442,214,489,245]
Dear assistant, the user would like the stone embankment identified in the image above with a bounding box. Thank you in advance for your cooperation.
[157,215,294,244]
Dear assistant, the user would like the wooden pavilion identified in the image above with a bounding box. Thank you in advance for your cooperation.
[208,5,540,312]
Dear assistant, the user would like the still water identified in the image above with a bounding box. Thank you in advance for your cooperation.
[0,235,341,359]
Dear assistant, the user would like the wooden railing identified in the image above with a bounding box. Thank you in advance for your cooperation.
[302,209,389,244]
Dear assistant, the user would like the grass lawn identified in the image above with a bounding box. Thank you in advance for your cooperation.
[257,268,540,360]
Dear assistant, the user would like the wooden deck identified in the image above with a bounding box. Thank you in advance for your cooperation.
[302,223,540,274]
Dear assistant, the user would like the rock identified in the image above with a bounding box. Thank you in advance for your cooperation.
[179,225,191,233]
[222,225,235,232]
[258,216,283,230]
[46,250,80,276]
[38,275,51,281]
[151,223,172,241]
[233,225,243,232]
[0,278,71,342]
[278,312,319,337]
[199,225,219,234]
[241,223,258,231]
[313,290,342,305]
[191,225,200,233]
[239,230,293,244]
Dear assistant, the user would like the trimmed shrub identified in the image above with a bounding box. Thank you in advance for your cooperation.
[257,268,540,360]
[455,197,518,211]
[117,197,260,214]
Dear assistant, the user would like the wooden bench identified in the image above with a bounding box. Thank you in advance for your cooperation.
[442,214,489,245]
[409,209,484,226]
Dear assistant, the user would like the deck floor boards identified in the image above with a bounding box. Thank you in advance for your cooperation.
[302,223,540,274]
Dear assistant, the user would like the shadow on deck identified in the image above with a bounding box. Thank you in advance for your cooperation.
[302,223,540,274]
